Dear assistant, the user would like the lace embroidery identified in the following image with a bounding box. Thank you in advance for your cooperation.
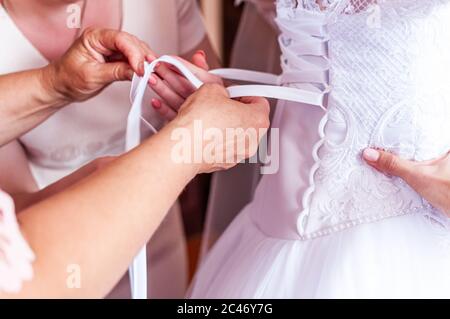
[276,0,450,239]
[278,0,381,15]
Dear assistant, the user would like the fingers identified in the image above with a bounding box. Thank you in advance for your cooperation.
[363,148,415,181]
[148,54,223,116]
[99,61,134,83]
[114,32,155,76]
[148,74,185,109]
[82,28,155,76]
[154,63,197,99]
[150,98,177,121]
[191,50,210,71]
[169,55,222,84]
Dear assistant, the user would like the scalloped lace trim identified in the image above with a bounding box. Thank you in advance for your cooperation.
[278,0,383,15]
[297,113,330,236]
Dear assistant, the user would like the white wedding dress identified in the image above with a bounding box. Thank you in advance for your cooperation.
[190,0,450,298]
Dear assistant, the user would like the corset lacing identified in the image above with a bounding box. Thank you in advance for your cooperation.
[277,0,450,239]
[276,8,335,238]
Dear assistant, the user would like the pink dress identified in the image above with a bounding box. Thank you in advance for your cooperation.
[0,0,205,298]
[190,0,450,298]
[0,189,34,294]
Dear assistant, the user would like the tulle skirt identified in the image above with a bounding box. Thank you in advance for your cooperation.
[190,209,450,299]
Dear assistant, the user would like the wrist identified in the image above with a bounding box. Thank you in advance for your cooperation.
[158,118,203,177]
[39,63,71,109]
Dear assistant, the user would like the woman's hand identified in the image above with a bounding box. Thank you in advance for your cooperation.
[2,85,269,298]
[44,28,155,102]
[363,148,450,216]
[0,28,155,146]
[148,52,224,120]
[167,83,270,173]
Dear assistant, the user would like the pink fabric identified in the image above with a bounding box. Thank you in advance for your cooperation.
[0,189,34,294]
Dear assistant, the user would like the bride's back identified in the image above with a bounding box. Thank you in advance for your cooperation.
[247,0,450,240]
[190,0,450,299]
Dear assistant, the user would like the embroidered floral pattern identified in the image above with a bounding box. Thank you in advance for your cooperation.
[276,0,450,239]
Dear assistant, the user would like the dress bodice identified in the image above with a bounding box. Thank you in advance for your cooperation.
[248,0,450,240]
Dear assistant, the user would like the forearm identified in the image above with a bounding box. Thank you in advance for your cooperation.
[8,123,197,298]
[0,82,270,298]
[12,157,113,212]
[0,66,67,146]
[12,183,68,212]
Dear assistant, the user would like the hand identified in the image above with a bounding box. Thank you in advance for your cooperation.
[167,84,270,174]
[148,52,224,120]
[44,28,155,102]
[363,148,450,216]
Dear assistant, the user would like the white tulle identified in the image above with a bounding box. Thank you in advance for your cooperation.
[191,209,450,298]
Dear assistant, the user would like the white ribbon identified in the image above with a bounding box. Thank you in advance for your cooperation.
[126,55,327,299]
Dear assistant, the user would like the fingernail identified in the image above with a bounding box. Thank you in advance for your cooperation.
[149,75,157,86]
[151,98,161,109]
[363,148,380,162]
[147,54,156,62]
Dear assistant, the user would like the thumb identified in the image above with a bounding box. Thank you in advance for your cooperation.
[363,148,415,180]
[98,62,134,83]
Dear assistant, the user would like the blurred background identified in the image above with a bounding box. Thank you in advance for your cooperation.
[199,0,243,65]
